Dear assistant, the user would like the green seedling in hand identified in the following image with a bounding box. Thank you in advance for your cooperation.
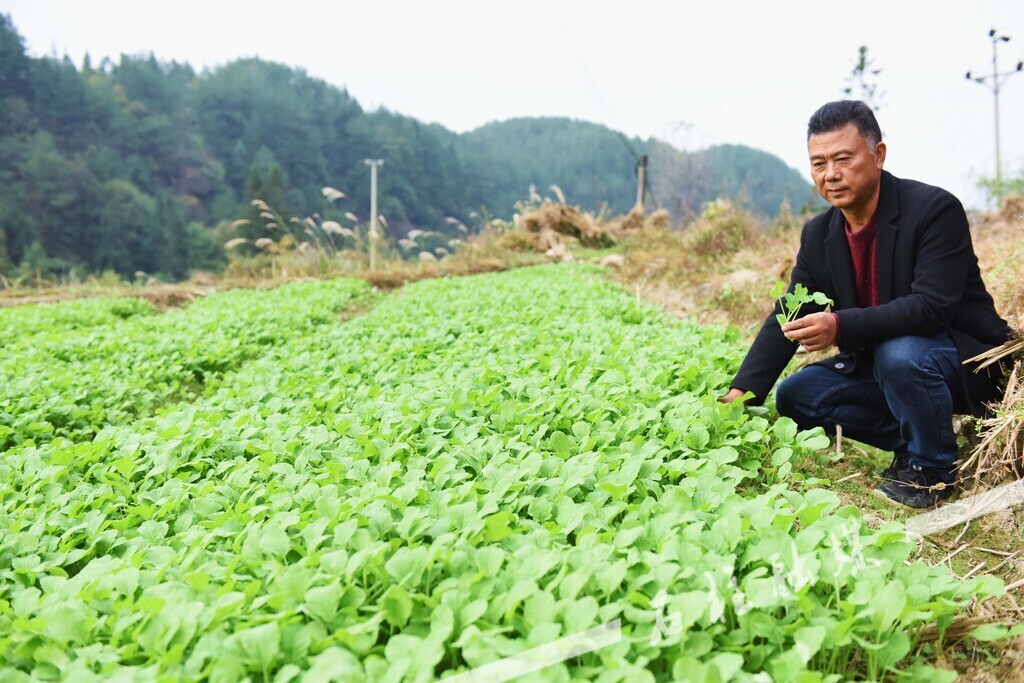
[771,281,834,331]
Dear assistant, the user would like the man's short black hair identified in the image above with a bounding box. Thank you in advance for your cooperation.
[807,100,882,150]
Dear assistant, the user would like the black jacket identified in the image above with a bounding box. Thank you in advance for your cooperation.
[732,171,1012,416]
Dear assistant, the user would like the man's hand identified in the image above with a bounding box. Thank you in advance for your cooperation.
[719,387,748,404]
[781,312,837,351]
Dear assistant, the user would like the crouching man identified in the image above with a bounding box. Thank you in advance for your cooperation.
[722,100,1012,508]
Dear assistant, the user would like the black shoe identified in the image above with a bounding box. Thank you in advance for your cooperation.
[875,452,908,481]
[873,464,956,509]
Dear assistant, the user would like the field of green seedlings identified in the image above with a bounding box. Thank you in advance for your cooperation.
[0,266,1011,681]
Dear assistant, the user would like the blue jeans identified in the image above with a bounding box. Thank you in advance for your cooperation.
[775,333,962,477]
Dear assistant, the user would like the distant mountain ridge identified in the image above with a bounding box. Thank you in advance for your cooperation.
[461,117,814,220]
[0,13,812,279]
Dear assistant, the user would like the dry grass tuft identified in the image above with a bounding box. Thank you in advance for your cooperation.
[605,207,647,234]
[494,201,657,256]
[680,198,761,258]
[510,201,609,249]
[960,360,1024,490]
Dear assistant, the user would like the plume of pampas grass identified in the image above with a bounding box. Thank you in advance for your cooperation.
[529,184,541,204]
[322,222,354,238]
[445,217,469,234]
[224,238,248,250]
[322,187,346,202]
[254,237,275,250]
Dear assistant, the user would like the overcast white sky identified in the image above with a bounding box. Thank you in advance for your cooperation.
[2,0,1023,210]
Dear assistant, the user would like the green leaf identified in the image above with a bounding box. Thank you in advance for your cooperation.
[772,418,798,443]
[876,630,911,671]
[229,622,281,673]
[710,510,742,550]
[305,583,343,623]
[871,581,907,631]
[304,647,363,681]
[381,584,413,628]
[429,604,455,643]
[969,623,1010,642]
[795,428,831,451]
[260,524,291,559]
[384,633,444,671]
[684,423,710,450]
[600,369,627,386]
[707,652,744,680]
[483,511,516,543]
[771,447,793,467]
[811,291,834,306]
[385,546,429,583]
[459,599,488,628]
[563,597,599,633]
[793,625,826,663]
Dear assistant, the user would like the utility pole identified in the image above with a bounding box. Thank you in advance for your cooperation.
[634,154,648,212]
[966,29,1023,202]
[363,159,384,270]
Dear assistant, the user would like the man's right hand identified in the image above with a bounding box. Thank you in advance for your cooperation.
[719,387,748,404]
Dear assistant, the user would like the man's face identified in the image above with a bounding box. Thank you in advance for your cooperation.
[808,123,886,215]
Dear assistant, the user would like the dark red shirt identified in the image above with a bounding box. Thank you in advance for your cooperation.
[846,214,880,308]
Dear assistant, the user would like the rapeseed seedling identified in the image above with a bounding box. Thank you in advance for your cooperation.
[770,280,834,329]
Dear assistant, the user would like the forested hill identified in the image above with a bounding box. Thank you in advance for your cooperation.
[461,119,814,222]
[0,14,812,280]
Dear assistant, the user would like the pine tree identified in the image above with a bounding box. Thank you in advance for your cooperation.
[155,192,190,279]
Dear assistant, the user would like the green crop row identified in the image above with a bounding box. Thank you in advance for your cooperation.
[0,266,1007,681]
[0,280,373,451]
[0,297,157,349]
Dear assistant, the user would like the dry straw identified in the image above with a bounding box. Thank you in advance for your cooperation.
[961,363,1024,485]
[959,331,1024,490]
